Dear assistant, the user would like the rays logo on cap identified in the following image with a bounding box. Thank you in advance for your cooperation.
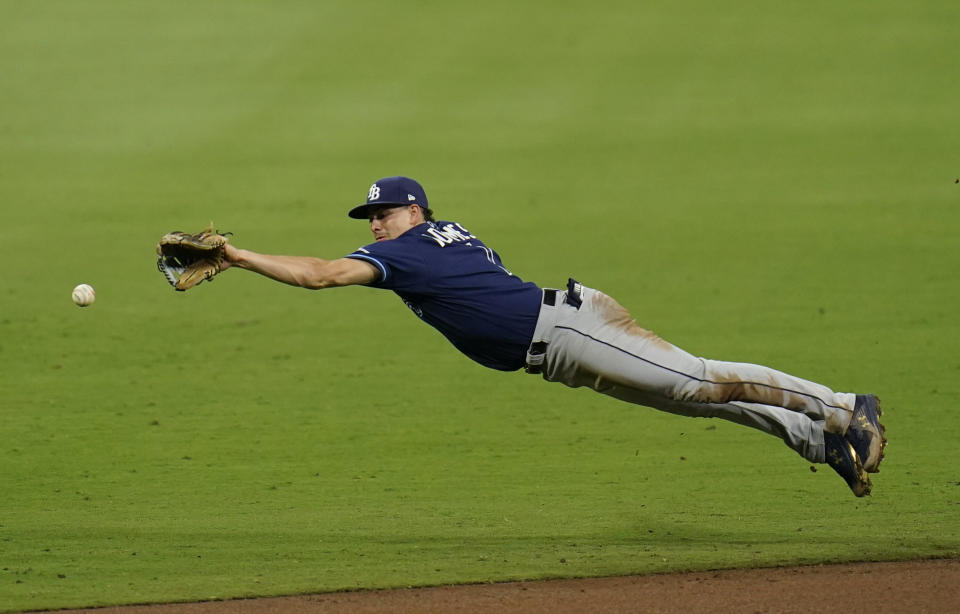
[349,176,429,219]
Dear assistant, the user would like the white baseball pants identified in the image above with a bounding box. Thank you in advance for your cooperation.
[526,283,856,463]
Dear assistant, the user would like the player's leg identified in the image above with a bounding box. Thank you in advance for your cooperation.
[531,283,885,480]
[532,283,880,495]
[599,382,829,463]
[543,286,855,433]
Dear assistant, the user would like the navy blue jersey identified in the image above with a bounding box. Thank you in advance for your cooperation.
[346,221,542,371]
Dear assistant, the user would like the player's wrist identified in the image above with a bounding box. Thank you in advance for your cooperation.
[225,246,253,269]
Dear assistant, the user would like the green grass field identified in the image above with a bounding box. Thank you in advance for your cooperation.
[2,1,958,611]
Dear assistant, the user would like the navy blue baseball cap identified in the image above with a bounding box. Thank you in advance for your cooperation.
[348,176,429,219]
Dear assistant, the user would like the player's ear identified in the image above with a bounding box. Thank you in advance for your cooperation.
[410,204,425,223]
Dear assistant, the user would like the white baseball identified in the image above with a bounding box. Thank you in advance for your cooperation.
[72,283,96,307]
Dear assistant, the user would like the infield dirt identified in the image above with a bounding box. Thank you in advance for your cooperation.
[42,559,960,614]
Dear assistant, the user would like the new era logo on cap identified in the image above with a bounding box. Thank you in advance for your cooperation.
[349,176,429,219]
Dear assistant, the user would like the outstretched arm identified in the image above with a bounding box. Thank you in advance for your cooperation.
[221,244,378,289]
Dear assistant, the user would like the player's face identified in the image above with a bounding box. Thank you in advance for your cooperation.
[368,205,421,242]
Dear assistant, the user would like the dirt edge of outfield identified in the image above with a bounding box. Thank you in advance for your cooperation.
[40,558,960,614]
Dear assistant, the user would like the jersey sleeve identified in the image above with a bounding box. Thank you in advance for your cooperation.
[345,238,428,290]
[346,246,390,284]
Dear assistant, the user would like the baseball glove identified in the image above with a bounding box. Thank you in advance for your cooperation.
[156,223,230,291]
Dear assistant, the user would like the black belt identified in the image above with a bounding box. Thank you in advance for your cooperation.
[565,278,583,309]
[540,279,583,308]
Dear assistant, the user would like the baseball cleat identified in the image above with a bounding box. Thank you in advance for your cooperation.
[824,431,871,497]
[844,394,887,473]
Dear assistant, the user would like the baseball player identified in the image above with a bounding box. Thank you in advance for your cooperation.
[219,176,887,497]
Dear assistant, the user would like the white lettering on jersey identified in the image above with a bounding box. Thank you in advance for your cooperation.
[424,223,478,247]
[368,184,381,201]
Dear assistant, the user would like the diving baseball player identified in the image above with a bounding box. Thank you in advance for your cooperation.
[219,176,887,497]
